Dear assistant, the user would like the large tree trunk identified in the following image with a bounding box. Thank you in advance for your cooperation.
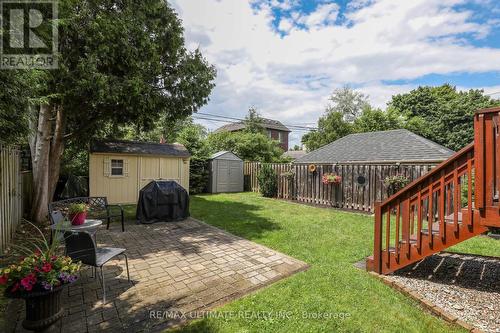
[30,104,51,223]
[29,104,66,224]
[48,106,66,199]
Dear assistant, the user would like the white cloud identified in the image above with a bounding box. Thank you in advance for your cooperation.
[170,0,500,146]
[297,3,340,28]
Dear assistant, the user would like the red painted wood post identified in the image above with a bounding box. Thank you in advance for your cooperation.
[496,112,500,211]
[428,183,434,249]
[373,202,382,274]
[485,116,495,207]
[467,155,473,226]
[416,189,422,253]
[474,113,485,209]
[395,200,400,263]
[453,161,459,234]
[439,171,446,241]
[385,209,391,267]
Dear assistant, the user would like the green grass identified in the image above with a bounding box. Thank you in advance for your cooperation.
[151,192,496,333]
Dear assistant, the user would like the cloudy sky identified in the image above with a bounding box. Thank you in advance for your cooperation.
[170,0,500,146]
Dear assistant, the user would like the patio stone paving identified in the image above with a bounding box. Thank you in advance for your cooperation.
[8,218,308,333]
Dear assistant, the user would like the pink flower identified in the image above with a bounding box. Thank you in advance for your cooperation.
[20,273,37,291]
[41,263,52,273]
[11,282,20,292]
[0,275,8,285]
[34,249,41,256]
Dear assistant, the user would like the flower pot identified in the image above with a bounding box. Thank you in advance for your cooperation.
[69,212,87,226]
[13,285,65,333]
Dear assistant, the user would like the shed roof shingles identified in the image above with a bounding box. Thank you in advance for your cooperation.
[296,129,454,164]
[90,140,190,157]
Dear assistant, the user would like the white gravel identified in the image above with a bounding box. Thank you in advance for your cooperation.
[390,252,500,332]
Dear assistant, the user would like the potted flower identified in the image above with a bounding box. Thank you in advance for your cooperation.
[384,174,410,196]
[322,173,342,185]
[68,203,88,226]
[0,223,81,332]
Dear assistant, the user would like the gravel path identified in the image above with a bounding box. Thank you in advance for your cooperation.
[389,252,500,332]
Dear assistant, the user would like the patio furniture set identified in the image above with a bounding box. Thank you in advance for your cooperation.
[48,196,130,303]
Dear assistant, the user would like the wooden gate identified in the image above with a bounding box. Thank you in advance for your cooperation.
[0,144,23,254]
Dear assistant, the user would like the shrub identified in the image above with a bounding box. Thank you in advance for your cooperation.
[189,157,209,194]
[257,164,278,198]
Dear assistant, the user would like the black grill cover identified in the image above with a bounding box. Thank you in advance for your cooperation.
[136,180,189,224]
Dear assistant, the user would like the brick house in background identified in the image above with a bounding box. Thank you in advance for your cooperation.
[214,118,291,151]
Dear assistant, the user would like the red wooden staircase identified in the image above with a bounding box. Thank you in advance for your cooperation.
[367,107,500,274]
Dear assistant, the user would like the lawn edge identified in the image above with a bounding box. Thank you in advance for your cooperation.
[366,271,482,333]
[156,217,311,332]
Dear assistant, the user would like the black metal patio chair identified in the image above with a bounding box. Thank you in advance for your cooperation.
[63,231,130,303]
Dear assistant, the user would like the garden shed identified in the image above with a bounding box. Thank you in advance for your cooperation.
[89,140,190,204]
[208,151,244,193]
[293,129,455,211]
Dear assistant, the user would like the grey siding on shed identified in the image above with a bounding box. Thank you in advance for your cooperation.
[208,152,244,193]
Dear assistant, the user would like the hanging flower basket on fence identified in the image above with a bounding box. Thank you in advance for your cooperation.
[281,171,295,179]
[308,164,317,173]
[322,173,342,185]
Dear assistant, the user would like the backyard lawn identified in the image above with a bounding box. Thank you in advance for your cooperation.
[144,192,496,333]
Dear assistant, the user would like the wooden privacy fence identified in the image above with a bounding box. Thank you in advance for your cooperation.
[244,162,436,212]
[0,144,23,254]
[245,162,294,199]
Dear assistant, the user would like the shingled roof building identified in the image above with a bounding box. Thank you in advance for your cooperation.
[289,129,455,212]
[89,140,190,204]
[296,129,454,164]
[215,118,291,151]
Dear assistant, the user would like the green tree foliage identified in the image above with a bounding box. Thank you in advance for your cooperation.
[189,157,210,194]
[243,107,265,134]
[389,84,499,151]
[173,119,211,158]
[353,107,404,133]
[0,71,35,143]
[328,85,370,123]
[301,111,352,151]
[257,164,278,198]
[19,0,216,222]
[207,131,285,162]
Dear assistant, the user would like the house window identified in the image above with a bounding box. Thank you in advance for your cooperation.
[111,159,124,176]
[267,130,272,138]
[278,131,285,142]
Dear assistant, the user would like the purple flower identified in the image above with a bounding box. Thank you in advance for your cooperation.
[68,275,78,283]
[41,281,53,290]
[59,272,70,283]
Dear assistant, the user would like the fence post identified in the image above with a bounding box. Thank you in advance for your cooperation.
[373,202,383,273]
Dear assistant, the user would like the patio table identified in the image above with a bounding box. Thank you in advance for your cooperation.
[50,219,103,242]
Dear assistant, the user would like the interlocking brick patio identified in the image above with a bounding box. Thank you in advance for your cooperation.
[9,218,308,332]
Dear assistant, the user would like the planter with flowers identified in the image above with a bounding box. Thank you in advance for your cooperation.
[384,174,410,196]
[0,224,81,333]
[322,173,342,185]
[68,203,88,226]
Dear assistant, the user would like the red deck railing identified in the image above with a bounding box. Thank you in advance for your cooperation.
[370,107,500,274]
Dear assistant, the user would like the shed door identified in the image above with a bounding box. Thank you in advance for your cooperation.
[216,160,229,192]
[228,161,243,191]
[139,157,160,190]
[139,157,182,190]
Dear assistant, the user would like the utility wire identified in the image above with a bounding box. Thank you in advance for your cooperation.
[192,115,317,132]
[194,112,318,130]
